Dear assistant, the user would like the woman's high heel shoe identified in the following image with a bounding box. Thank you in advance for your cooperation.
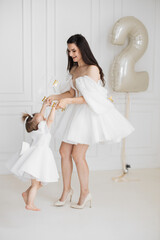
[70,193,92,209]
[54,189,73,207]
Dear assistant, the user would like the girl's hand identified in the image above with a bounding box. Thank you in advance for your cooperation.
[56,98,70,110]
[43,98,52,106]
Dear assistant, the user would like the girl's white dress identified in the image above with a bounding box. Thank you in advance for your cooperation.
[8,121,59,185]
[54,74,135,145]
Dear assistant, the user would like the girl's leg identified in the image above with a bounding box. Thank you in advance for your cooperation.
[72,144,89,205]
[22,183,42,204]
[22,186,31,204]
[25,179,42,211]
[59,142,73,201]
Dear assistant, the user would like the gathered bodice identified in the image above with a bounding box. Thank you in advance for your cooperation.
[30,121,51,147]
[67,73,102,98]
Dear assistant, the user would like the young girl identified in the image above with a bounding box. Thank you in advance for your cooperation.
[8,99,59,211]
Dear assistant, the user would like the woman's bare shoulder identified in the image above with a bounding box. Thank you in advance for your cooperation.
[86,65,100,83]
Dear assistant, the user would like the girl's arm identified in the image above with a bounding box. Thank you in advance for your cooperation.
[46,106,56,128]
[47,88,75,102]
[40,99,51,116]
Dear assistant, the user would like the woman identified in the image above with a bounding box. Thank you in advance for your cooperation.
[47,34,134,209]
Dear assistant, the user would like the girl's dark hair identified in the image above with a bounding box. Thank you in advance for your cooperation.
[67,34,105,86]
[22,113,38,133]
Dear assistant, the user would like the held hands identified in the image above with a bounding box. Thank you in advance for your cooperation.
[43,98,52,107]
[56,98,69,111]
[46,95,55,102]
[44,95,70,111]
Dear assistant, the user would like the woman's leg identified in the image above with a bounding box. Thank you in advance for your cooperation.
[72,144,89,205]
[59,142,73,201]
[25,179,42,211]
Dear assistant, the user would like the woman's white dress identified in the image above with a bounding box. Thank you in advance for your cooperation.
[7,121,59,185]
[54,74,135,145]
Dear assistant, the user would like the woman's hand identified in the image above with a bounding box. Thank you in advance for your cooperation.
[56,98,70,110]
[46,95,55,102]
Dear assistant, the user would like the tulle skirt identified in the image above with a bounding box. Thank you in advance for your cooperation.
[54,103,134,145]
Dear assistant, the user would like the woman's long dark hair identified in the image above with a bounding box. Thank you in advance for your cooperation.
[67,34,105,86]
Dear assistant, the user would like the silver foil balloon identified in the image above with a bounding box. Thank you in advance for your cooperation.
[110,16,149,92]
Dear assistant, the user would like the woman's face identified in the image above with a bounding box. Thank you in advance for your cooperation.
[67,43,82,63]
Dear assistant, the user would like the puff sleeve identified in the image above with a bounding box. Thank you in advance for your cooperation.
[76,76,114,114]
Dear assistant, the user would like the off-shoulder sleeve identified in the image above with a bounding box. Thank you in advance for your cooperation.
[76,76,114,114]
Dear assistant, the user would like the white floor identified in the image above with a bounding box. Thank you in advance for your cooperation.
[0,169,160,240]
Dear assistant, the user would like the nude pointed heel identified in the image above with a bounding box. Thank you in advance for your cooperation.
[70,193,73,202]
[54,189,73,207]
[70,193,92,209]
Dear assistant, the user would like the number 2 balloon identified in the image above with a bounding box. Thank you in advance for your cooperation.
[110,16,149,92]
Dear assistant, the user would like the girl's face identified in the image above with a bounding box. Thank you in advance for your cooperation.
[67,43,82,63]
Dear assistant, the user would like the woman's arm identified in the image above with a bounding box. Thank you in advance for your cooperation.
[47,88,75,101]
[67,97,86,104]
[56,97,86,110]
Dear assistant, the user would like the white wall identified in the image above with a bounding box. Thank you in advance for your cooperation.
[0,0,160,173]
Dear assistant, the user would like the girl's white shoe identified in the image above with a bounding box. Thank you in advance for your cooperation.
[70,193,92,209]
[54,189,73,207]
